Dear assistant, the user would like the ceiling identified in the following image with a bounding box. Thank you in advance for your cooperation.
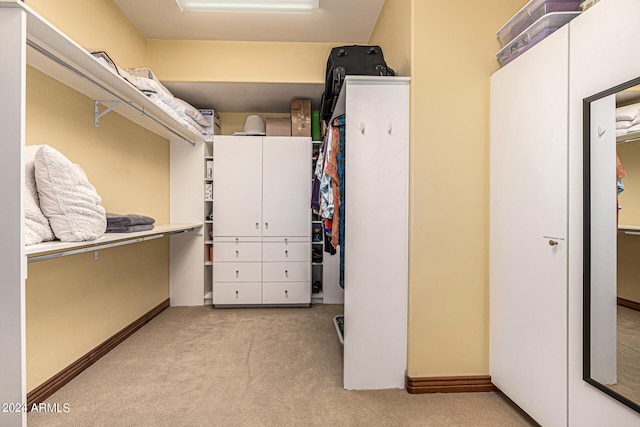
[113,0,385,43]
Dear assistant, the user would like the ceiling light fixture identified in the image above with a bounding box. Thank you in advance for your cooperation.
[175,0,320,14]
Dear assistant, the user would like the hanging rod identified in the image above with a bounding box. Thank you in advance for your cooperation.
[27,227,197,263]
[26,39,196,146]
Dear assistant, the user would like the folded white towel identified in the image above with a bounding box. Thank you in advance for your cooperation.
[616,103,640,121]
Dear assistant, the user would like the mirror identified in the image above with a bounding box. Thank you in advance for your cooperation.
[585,77,640,413]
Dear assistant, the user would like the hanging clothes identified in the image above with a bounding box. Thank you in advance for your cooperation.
[313,115,346,287]
[617,154,626,226]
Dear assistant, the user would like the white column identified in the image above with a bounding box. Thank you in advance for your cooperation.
[170,140,206,306]
[0,5,27,426]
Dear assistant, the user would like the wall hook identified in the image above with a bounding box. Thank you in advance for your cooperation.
[597,125,606,137]
[387,123,393,135]
[360,121,366,134]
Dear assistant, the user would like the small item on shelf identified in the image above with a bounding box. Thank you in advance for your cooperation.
[312,280,322,294]
[206,160,213,179]
[311,110,321,141]
[233,115,266,136]
[206,210,213,221]
[205,183,213,201]
[198,109,220,142]
[312,224,323,242]
[333,315,344,345]
[312,247,323,263]
[496,0,582,48]
[106,212,155,233]
[291,100,311,137]
[266,118,292,136]
[497,12,581,66]
[209,246,213,262]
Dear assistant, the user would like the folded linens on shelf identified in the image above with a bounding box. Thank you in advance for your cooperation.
[616,102,640,137]
[90,51,207,136]
[106,213,155,233]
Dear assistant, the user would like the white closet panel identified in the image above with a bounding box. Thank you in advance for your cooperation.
[213,136,263,237]
[490,26,569,427]
[340,76,409,390]
[568,0,640,424]
[0,7,27,426]
[262,137,311,237]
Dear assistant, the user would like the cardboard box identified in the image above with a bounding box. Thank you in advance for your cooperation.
[291,100,311,137]
[266,118,292,136]
[198,109,222,142]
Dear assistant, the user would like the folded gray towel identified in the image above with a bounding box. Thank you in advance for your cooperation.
[106,213,155,226]
[106,224,155,233]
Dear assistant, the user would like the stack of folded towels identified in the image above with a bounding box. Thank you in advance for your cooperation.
[106,213,155,233]
[616,103,640,137]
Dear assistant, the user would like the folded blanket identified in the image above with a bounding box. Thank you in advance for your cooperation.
[106,224,155,233]
[106,213,155,226]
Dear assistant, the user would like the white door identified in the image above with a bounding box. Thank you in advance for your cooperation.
[213,136,262,237]
[490,27,569,427]
[262,137,311,237]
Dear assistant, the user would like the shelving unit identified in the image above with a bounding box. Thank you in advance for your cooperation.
[311,139,324,303]
[204,147,214,305]
[26,224,200,263]
[0,2,210,422]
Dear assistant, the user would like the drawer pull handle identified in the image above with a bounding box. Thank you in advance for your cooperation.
[285,270,288,277]
[285,250,288,257]
[285,238,288,244]
[235,237,239,243]
[236,270,239,277]
[235,290,239,298]
[285,290,288,297]
[265,222,269,229]
[256,222,259,229]
[235,250,239,257]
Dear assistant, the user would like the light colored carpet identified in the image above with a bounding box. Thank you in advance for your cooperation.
[28,304,535,426]
[607,306,640,403]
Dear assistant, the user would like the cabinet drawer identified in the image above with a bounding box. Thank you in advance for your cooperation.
[213,282,262,305]
[262,236,309,243]
[213,262,261,282]
[263,262,310,282]
[214,242,261,262]
[263,242,310,262]
[262,282,310,305]
[214,236,261,243]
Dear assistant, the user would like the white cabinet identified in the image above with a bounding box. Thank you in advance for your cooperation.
[212,136,311,306]
[212,136,263,237]
[332,76,410,390]
[491,1,640,425]
[490,24,569,427]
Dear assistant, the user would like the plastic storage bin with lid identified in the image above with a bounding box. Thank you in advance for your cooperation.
[497,11,581,66]
[497,0,582,47]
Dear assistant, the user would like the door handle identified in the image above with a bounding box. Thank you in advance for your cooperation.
[542,236,564,246]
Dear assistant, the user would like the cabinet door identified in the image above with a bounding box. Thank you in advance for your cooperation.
[489,26,568,427]
[262,137,311,237]
[213,136,262,236]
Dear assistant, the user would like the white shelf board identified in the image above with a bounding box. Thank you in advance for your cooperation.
[2,0,204,144]
[617,129,640,144]
[26,223,201,262]
[618,225,640,233]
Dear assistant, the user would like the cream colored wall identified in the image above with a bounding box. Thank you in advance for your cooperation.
[148,40,338,83]
[368,0,411,78]
[374,0,524,377]
[23,1,169,392]
[26,0,147,66]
